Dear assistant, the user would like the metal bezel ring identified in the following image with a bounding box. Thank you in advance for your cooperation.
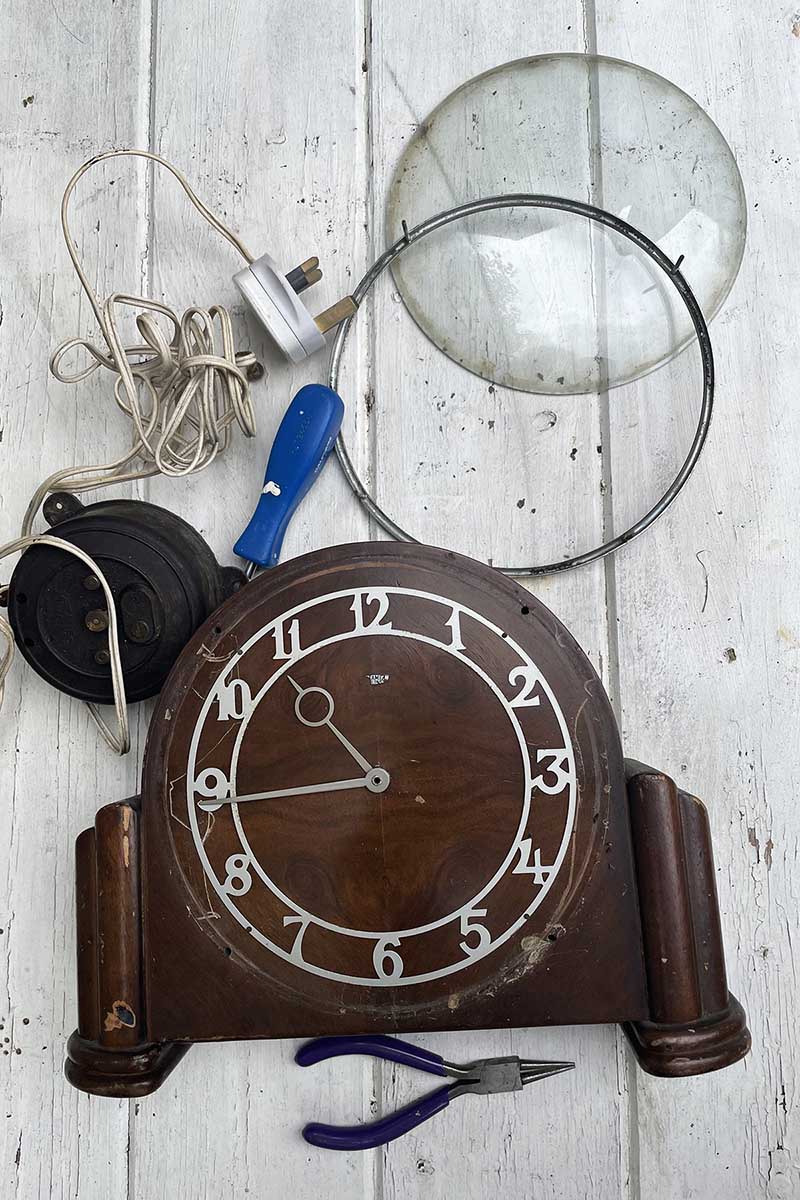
[328,193,715,577]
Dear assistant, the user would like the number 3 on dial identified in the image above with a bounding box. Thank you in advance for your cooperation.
[533,749,573,794]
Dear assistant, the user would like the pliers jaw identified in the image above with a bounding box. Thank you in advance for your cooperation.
[446,1056,525,1096]
[446,1055,575,1096]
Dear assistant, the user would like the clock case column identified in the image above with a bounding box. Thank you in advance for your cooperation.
[622,761,750,1075]
[65,799,189,1097]
[64,764,749,1096]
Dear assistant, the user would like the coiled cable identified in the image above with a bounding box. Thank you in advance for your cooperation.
[2,149,260,752]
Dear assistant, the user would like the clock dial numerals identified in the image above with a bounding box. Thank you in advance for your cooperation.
[193,767,231,812]
[507,665,542,708]
[222,854,252,897]
[283,914,310,964]
[512,839,554,884]
[373,936,404,980]
[272,616,302,662]
[350,589,393,633]
[444,607,465,651]
[186,583,577,988]
[215,678,252,721]
[459,908,491,956]
[533,749,573,795]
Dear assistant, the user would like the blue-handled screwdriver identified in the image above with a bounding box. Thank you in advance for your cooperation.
[234,383,344,576]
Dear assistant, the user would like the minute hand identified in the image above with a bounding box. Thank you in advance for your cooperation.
[199,775,372,809]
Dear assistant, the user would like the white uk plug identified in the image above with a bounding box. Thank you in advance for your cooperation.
[234,251,356,364]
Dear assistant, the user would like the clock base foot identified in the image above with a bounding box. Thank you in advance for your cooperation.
[624,991,750,1077]
[65,1031,191,1098]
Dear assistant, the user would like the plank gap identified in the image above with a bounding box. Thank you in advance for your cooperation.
[581,4,639,1198]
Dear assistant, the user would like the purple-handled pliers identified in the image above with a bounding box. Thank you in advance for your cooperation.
[296,1034,575,1151]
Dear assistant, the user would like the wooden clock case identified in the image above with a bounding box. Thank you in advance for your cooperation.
[64,543,750,1097]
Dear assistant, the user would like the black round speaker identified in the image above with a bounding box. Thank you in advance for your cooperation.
[7,493,246,703]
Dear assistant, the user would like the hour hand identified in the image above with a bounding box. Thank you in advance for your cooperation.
[287,676,373,774]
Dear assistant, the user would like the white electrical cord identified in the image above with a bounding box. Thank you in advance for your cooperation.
[1,149,261,752]
[0,535,129,752]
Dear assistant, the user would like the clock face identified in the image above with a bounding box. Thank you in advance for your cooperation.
[147,544,613,1015]
[185,582,575,988]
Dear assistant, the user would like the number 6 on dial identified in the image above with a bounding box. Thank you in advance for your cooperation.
[373,936,403,979]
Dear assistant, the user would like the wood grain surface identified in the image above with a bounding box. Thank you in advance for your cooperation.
[0,1,795,1197]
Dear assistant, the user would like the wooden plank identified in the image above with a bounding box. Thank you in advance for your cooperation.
[368,4,631,1196]
[595,4,800,1197]
[0,1,153,1196]
[129,2,377,1197]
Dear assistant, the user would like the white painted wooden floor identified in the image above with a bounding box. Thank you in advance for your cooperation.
[1,1,797,1197]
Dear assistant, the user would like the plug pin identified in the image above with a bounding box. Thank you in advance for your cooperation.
[314,296,358,334]
[286,257,322,294]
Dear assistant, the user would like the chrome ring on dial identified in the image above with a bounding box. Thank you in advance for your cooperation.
[328,192,715,578]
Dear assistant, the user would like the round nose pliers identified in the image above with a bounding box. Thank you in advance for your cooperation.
[296,1034,575,1151]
